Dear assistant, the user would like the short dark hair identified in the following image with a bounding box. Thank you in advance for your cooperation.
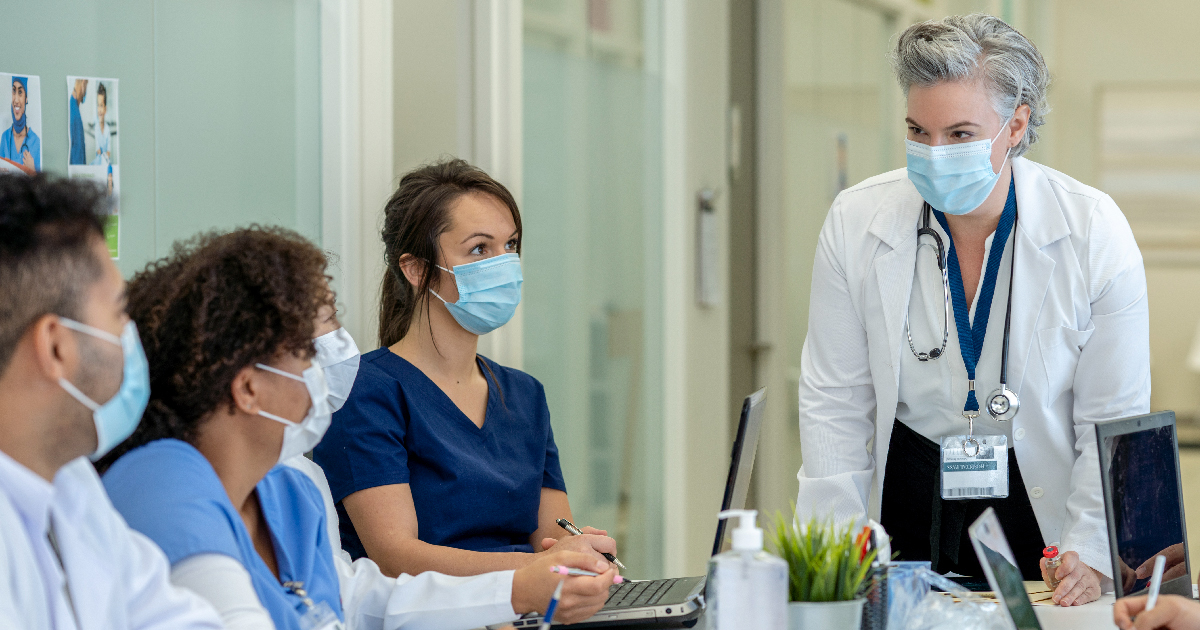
[0,173,108,375]
[94,226,334,472]
[96,82,107,105]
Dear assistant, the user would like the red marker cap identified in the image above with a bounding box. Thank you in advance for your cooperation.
[1043,546,1059,559]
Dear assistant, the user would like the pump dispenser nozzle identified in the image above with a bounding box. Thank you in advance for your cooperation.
[718,509,763,552]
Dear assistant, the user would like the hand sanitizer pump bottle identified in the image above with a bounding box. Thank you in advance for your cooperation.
[706,510,788,630]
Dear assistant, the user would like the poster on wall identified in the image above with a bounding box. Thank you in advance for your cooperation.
[66,76,120,258]
[0,73,42,174]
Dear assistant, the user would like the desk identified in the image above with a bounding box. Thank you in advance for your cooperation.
[684,599,1117,630]
[688,584,1119,630]
[1033,594,1117,630]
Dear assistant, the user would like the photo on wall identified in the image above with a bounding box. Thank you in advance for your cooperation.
[0,73,42,174]
[66,76,120,258]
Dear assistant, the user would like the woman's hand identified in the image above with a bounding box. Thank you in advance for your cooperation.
[1114,594,1200,630]
[1138,545,1189,583]
[1041,550,1103,606]
[540,526,618,569]
[512,550,618,624]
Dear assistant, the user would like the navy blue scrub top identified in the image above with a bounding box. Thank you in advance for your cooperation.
[313,348,567,560]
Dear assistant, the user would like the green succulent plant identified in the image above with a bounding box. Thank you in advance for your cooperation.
[768,510,877,603]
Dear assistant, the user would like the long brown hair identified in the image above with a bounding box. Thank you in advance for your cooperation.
[378,158,522,347]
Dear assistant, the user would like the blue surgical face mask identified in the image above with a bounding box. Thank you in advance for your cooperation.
[57,318,151,460]
[429,253,522,336]
[905,115,1013,216]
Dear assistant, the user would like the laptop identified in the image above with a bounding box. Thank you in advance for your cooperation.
[1096,411,1194,599]
[968,508,1043,630]
[493,388,767,629]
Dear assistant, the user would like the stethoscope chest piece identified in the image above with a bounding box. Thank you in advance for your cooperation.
[987,385,1020,422]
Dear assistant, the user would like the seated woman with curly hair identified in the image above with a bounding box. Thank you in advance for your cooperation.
[96,227,615,630]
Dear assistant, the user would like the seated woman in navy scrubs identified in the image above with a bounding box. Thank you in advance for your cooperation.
[98,227,615,629]
[314,159,618,578]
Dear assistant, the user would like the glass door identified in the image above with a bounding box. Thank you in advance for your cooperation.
[782,0,901,431]
[521,0,666,579]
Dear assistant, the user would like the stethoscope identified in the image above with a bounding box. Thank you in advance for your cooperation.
[906,202,1020,423]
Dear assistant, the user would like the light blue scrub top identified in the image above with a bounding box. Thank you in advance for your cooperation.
[103,439,343,630]
[0,126,40,171]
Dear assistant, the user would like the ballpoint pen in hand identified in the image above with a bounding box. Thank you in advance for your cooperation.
[550,565,625,583]
[556,518,627,571]
[1146,554,1167,612]
[538,579,564,630]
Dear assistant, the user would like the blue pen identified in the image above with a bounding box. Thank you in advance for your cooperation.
[539,579,565,630]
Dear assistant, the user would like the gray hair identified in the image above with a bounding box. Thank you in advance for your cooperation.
[890,14,1050,158]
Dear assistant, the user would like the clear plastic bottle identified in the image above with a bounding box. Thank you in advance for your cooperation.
[1043,545,1062,589]
[706,510,788,630]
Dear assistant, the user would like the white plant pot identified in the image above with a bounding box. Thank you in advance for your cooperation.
[787,599,865,630]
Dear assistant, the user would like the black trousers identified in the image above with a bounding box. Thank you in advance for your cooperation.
[880,420,1046,579]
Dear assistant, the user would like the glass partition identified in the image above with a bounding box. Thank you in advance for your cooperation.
[781,0,901,423]
[522,0,666,579]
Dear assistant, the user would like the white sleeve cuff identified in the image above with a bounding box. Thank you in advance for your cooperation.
[170,553,276,630]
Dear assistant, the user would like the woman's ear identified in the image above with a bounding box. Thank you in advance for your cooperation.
[1009,103,1031,147]
[398,253,428,290]
[230,366,261,416]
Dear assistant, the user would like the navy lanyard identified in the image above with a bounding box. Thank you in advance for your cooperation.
[932,176,1017,419]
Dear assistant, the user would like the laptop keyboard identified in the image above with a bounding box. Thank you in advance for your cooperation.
[604,578,677,609]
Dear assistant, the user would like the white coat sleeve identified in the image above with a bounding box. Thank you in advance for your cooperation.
[120,528,225,630]
[1059,196,1151,579]
[337,555,518,630]
[170,553,276,630]
[795,201,879,525]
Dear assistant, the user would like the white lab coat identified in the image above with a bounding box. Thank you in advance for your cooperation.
[795,157,1150,579]
[0,456,223,629]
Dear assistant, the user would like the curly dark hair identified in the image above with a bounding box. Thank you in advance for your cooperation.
[95,226,334,472]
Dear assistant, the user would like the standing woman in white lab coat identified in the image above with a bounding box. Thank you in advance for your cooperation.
[794,14,1149,607]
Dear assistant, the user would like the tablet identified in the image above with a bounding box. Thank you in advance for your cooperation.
[1096,412,1193,599]
[968,508,1043,630]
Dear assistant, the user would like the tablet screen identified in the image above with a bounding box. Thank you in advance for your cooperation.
[1101,424,1189,596]
[968,508,1042,630]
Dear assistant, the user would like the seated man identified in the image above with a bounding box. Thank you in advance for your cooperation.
[0,172,220,627]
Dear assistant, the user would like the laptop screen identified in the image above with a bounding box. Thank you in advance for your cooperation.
[1098,414,1191,597]
[711,388,766,557]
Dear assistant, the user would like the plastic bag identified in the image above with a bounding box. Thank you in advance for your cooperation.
[882,561,931,629]
[902,568,1010,630]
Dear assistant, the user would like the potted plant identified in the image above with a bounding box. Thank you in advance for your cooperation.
[769,511,877,630]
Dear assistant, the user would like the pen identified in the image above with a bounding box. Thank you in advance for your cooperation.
[550,565,625,583]
[539,579,564,630]
[556,518,627,571]
[1146,554,1167,611]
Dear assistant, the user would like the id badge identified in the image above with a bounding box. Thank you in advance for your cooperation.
[940,435,1009,500]
[299,601,344,630]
